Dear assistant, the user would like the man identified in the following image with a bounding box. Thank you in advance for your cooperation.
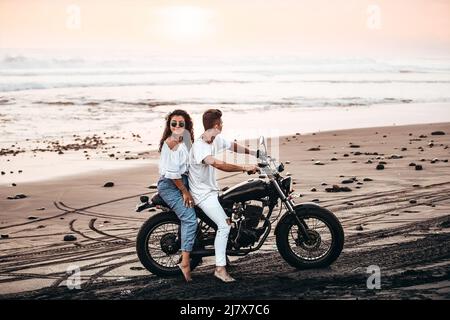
[188,109,259,282]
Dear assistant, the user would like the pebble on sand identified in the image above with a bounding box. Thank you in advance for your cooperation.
[308,147,321,151]
[431,131,445,136]
[314,161,324,166]
[409,163,416,167]
[355,225,364,231]
[325,185,352,193]
[409,200,417,204]
[63,235,77,241]
[28,216,38,220]
[363,178,373,182]
[7,194,27,200]
[341,179,354,184]
[310,188,317,192]
[1,234,9,239]
[415,165,423,171]
[103,182,114,187]
[376,164,385,170]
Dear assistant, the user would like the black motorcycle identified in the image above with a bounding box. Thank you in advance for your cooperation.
[135,136,344,276]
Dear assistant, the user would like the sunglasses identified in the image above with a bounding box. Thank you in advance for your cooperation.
[170,120,185,128]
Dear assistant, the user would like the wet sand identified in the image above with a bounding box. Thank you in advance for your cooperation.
[0,122,449,299]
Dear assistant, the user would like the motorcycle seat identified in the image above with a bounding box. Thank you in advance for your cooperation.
[151,193,169,208]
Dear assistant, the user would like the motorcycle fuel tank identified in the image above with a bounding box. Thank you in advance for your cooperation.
[220,178,268,203]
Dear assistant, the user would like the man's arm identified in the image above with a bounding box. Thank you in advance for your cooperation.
[231,142,257,157]
[203,155,257,173]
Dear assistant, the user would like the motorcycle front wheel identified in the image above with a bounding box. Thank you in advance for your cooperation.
[136,212,202,277]
[276,206,344,269]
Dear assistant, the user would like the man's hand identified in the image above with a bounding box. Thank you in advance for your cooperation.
[244,164,259,175]
[182,190,195,208]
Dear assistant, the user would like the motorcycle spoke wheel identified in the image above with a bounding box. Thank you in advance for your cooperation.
[146,222,181,269]
[288,216,333,261]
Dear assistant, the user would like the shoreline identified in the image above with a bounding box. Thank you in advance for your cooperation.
[1,100,450,186]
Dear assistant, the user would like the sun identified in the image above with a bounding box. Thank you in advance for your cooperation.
[157,6,215,43]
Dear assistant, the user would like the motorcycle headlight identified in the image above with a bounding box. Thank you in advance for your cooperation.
[281,176,293,194]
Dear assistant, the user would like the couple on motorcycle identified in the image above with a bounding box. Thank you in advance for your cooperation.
[157,108,259,283]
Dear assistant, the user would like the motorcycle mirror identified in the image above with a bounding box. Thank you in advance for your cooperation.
[278,163,285,172]
[258,136,265,145]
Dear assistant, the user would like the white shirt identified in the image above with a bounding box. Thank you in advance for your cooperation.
[188,134,232,204]
[158,141,189,179]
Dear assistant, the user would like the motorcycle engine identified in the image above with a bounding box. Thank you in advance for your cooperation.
[230,203,265,249]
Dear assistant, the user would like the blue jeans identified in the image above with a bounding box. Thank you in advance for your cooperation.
[157,175,197,252]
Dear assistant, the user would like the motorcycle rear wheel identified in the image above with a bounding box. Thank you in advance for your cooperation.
[136,212,203,277]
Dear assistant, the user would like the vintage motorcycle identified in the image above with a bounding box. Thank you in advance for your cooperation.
[135,136,344,276]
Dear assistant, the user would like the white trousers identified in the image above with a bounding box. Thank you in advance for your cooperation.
[197,194,231,267]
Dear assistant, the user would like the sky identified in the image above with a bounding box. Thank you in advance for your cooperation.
[0,0,449,57]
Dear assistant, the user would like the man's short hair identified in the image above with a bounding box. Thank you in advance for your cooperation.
[202,109,222,130]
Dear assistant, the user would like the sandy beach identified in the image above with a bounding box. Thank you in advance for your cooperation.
[1,122,449,299]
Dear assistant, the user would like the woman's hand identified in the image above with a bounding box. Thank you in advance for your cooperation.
[182,190,195,208]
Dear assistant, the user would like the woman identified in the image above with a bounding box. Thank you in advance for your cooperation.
[157,109,197,282]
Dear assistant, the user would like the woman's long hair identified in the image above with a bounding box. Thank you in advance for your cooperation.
[158,109,195,152]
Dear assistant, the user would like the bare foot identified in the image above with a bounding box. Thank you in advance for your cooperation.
[177,263,192,282]
[214,267,235,283]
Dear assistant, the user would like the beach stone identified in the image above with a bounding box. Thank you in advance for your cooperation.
[354,151,362,156]
[357,182,364,185]
[413,184,421,188]
[352,160,358,163]
[331,158,338,161]
[325,185,352,193]
[401,147,407,151]
[409,199,417,204]
[310,188,317,192]
[341,179,354,184]
[350,144,361,148]
[308,147,320,151]
[431,131,445,136]
[1,234,9,239]
[415,165,423,171]
[12,183,16,187]
[343,154,349,157]
[389,154,403,159]
[355,225,363,231]
[312,199,320,203]
[7,194,27,200]
[409,163,416,167]
[365,160,373,164]
[130,266,145,271]
[36,207,46,211]
[419,135,427,138]
[285,161,290,164]
[58,150,64,155]
[28,216,38,220]
[103,182,114,187]
[321,182,328,186]
[347,202,354,206]
[376,164,385,170]
[314,161,324,166]
[379,161,387,165]
[63,235,77,242]
[363,178,373,182]
[1,171,5,175]
[428,142,434,147]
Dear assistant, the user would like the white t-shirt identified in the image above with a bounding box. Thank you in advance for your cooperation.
[188,134,232,204]
[158,141,189,179]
